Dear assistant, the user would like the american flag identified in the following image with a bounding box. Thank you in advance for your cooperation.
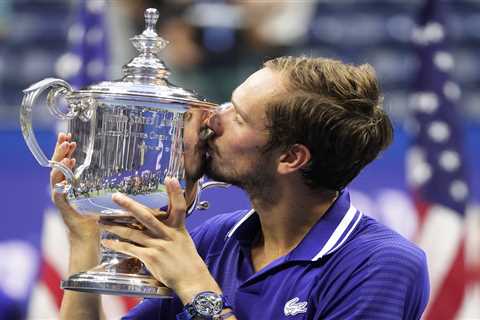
[27,1,139,318]
[408,0,479,319]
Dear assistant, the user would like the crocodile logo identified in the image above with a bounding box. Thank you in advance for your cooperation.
[284,297,308,316]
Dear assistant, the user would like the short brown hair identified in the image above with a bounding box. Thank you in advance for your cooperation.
[263,56,393,191]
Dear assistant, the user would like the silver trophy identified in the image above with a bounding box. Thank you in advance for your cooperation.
[20,8,221,297]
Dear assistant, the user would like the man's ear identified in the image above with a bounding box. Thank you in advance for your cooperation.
[277,144,311,175]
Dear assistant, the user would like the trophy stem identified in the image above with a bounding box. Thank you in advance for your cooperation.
[61,215,173,298]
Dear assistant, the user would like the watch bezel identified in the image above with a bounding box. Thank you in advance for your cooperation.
[192,291,224,317]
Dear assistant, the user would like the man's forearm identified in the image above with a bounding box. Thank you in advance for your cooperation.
[60,239,104,320]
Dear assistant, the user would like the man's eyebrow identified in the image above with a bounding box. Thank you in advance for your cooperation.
[231,97,250,122]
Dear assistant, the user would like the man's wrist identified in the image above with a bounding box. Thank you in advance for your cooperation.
[174,263,222,303]
[67,241,100,275]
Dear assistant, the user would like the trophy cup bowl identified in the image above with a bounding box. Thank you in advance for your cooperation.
[20,8,220,298]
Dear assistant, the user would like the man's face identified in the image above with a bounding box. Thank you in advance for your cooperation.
[204,68,286,192]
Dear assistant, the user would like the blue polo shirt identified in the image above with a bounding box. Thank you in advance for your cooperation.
[123,190,430,319]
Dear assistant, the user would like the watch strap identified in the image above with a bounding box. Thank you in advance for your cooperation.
[176,304,196,320]
[176,309,235,320]
[213,310,235,320]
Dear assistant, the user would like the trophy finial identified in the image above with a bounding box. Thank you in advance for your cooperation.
[144,8,159,34]
[123,7,170,83]
[131,7,167,51]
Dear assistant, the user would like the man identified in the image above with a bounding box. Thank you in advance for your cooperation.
[51,56,429,319]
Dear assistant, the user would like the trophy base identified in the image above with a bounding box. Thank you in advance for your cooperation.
[61,271,173,298]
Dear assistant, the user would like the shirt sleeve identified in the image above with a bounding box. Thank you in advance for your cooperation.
[312,242,430,320]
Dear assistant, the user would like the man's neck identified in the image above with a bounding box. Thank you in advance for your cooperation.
[249,182,338,271]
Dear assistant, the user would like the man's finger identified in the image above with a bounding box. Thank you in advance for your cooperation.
[112,193,167,237]
[100,225,153,247]
[51,132,70,162]
[101,239,147,261]
[66,141,77,158]
[52,141,70,162]
[52,187,84,225]
[165,177,187,228]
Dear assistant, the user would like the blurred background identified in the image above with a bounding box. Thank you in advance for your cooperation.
[0,0,479,319]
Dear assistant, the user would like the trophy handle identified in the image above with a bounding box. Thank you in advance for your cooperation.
[20,78,90,193]
[192,180,231,212]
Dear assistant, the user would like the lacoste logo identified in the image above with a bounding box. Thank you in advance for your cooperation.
[284,297,308,316]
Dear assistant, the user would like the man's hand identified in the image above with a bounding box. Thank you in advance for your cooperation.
[100,177,221,304]
[50,132,99,243]
[51,133,104,320]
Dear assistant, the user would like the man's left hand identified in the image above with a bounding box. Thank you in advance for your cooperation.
[100,177,221,304]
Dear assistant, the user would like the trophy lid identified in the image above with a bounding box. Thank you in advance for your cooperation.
[76,8,215,110]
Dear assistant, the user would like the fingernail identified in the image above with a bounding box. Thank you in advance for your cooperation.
[101,239,112,247]
[112,193,126,203]
[61,141,68,150]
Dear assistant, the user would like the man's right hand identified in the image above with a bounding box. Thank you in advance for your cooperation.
[50,132,99,244]
[51,132,104,320]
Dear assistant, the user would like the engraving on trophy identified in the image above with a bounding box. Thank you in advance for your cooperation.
[63,102,185,206]
[128,113,155,125]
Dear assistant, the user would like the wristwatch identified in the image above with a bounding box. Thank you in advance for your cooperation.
[176,291,233,320]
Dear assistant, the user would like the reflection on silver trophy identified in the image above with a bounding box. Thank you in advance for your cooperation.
[20,8,220,298]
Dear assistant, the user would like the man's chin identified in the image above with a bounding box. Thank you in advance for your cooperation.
[204,161,229,184]
[205,165,244,189]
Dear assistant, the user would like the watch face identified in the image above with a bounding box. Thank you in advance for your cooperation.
[193,292,224,316]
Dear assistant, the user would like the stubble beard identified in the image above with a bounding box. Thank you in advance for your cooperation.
[205,150,277,203]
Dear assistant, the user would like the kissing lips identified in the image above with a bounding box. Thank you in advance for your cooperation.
[199,127,215,141]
